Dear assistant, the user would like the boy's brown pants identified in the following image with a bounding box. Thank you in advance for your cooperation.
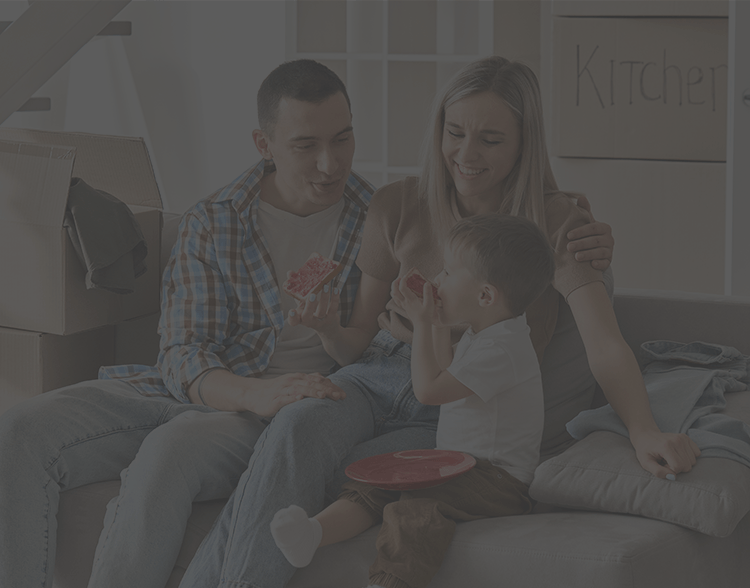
[339,459,533,588]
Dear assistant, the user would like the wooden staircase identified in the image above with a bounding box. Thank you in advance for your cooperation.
[0,0,131,124]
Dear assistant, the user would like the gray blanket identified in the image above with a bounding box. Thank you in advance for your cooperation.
[566,340,750,467]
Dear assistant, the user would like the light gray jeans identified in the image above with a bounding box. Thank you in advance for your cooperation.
[0,330,437,588]
[180,330,439,588]
[0,378,266,588]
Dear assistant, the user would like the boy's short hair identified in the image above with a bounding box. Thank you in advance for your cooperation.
[257,59,351,136]
[447,214,554,316]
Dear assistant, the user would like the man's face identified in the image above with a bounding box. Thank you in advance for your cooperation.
[256,92,355,215]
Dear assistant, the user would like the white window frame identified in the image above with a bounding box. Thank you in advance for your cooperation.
[286,0,494,188]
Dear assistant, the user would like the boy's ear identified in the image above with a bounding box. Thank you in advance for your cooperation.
[252,129,274,160]
[478,284,500,307]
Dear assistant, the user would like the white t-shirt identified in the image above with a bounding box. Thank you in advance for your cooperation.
[256,198,345,378]
[438,315,544,485]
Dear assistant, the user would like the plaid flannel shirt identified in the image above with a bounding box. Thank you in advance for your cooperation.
[99,159,374,402]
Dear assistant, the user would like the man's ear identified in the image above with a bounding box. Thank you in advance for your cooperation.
[252,129,273,160]
[478,283,500,307]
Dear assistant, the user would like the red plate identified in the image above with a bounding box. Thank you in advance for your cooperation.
[345,449,476,491]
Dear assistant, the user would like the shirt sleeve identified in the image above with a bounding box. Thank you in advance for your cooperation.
[545,193,604,300]
[156,210,231,402]
[355,181,403,283]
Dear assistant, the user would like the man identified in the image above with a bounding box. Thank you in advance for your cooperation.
[0,60,370,588]
[0,60,612,588]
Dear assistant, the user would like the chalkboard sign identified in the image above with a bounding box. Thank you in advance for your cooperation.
[553,17,727,161]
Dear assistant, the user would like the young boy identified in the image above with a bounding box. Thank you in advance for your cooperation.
[270,213,555,588]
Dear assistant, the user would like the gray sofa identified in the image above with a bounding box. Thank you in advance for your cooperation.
[53,289,750,588]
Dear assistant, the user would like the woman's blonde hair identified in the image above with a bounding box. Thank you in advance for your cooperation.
[418,56,558,235]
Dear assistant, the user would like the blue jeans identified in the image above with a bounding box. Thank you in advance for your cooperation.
[0,379,266,588]
[180,330,439,588]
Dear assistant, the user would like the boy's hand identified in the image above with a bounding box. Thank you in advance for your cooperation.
[391,276,435,326]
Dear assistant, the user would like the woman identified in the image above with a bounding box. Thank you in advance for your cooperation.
[298,56,700,478]
[181,57,699,588]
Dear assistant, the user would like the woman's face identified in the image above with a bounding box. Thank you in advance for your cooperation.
[441,91,522,208]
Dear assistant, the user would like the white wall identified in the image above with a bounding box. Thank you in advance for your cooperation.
[1,0,287,213]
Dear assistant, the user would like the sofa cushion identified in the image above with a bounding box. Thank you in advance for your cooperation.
[529,429,750,537]
[291,509,750,588]
[55,476,750,588]
[531,387,750,538]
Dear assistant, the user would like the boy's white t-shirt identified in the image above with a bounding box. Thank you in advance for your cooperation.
[438,314,544,485]
[256,198,344,378]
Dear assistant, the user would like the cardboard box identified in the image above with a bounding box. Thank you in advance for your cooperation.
[0,324,115,415]
[552,17,728,161]
[115,312,161,367]
[110,214,182,368]
[108,213,182,368]
[0,129,163,335]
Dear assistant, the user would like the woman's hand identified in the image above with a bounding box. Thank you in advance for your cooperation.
[287,283,341,336]
[567,282,702,479]
[629,429,701,479]
[567,194,614,271]
[390,276,435,327]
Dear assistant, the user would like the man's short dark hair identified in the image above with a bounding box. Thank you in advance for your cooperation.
[257,60,351,135]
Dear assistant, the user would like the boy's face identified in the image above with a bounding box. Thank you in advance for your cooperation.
[254,92,355,215]
[434,244,484,327]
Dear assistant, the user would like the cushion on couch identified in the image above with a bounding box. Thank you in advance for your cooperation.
[529,429,750,538]
[291,508,750,588]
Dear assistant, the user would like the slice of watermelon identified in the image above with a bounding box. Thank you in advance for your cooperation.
[404,268,440,303]
[282,253,343,301]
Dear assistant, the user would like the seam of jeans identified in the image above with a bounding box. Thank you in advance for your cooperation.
[157,400,187,425]
[218,578,262,588]
[90,464,131,577]
[392,342,412,361]
[45,401,180,474]
[43,424,157,474]
[219,423,271,581]
[382,377,416,423]
[41,478,52,588]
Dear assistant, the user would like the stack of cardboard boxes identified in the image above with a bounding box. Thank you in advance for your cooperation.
[0,128,168,413]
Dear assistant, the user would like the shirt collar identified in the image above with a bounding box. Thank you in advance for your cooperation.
[245,159,370,214]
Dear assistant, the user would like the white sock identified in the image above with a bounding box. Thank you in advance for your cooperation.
[270,505,323,568]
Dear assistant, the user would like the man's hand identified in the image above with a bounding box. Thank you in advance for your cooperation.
[188,368,345,415]
[567,194,615,271]
[287,283,341,335]
[248,373,346,418]
[629,429,701,479]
